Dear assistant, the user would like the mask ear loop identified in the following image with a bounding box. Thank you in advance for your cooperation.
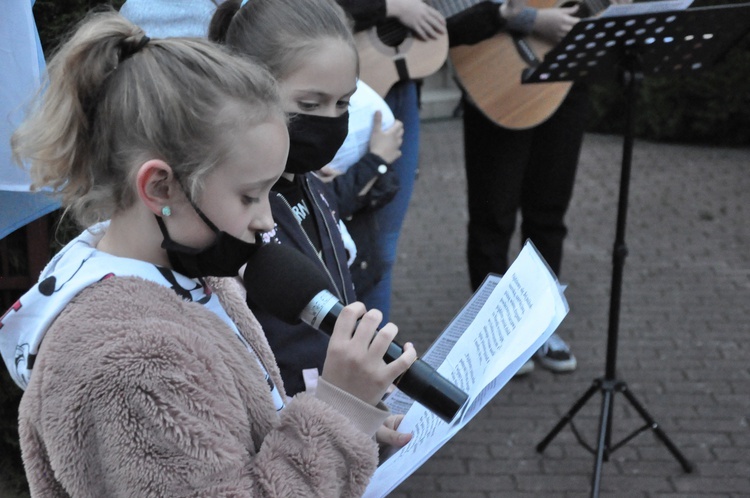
[190,203,222,234]
[168,171,222,234]
[161,171,265,244]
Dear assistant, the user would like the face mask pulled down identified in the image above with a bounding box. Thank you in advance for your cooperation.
[156,198,261,279]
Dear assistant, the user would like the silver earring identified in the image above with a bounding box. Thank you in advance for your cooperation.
[161,206,172,217]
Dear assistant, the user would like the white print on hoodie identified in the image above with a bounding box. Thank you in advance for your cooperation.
[0,222,285,411]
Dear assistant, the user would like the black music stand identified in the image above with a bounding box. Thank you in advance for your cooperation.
[522,3,750,497]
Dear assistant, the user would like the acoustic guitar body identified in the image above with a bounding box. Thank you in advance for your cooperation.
[356,20,449,98]
[450,0,584,130]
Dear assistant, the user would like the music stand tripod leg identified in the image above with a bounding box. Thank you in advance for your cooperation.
[591,383,616,498]
[536,381,599,453]
[619,385,694,473]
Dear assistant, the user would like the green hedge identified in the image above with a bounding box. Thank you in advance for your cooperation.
[588,0,750,145]
[33,0,126,54]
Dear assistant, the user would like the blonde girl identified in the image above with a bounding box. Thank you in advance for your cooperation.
[1,10,414,497]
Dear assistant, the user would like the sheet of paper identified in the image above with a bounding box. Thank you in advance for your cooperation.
[383,275,501,416]
[365,241,568,497]
[598,0,693,18]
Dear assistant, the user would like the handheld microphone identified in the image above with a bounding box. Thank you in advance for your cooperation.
[243,243,468,423]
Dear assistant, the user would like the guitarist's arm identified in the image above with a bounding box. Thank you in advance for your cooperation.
[386,0,445,40]
[337,0,385,31]
[531,0,632,44]
[446,0,531,47]
[338,0,445,39]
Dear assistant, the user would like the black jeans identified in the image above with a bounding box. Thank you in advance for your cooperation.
[463,84,590,290]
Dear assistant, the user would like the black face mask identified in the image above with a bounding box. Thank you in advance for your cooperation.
[285,111,349,174]
[155,204,262,278]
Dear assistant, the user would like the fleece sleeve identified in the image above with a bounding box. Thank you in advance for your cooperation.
[19,278,379,498]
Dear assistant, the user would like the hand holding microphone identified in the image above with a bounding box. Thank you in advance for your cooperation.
[243,243,469,422]
[322,302,415,407]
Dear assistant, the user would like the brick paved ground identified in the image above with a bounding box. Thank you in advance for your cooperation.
[386,118,750,497]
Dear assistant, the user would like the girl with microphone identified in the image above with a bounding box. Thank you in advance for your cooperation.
[1,10,414,496]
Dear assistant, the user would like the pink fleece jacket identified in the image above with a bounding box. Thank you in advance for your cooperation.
[19,275,387,497]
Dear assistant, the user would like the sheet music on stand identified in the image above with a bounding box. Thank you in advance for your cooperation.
[522,0,750,85]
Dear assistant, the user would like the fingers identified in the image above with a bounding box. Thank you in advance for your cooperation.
[330,301,366,343]
[316,165,339,182]
[322,303,418,406]
[389,340,417,378]
[366,321,397,357]
[375,417,413,448]
[392,1,446,40]
[534,7,581,42]
[388,122,404,145]
[350,308,385,349]
[386,413,405,431]
[368,325,417,380]
[371,110,383,129]
[421,6,447,38]
[370,118,403,163]
[386,119,404,141]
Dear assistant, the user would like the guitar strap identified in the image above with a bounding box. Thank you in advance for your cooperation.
[394,57,410,81]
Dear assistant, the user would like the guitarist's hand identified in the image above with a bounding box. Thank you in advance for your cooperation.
[532,6,580,43]
[386,0,446,40]
[369,112,404,165]
[500,0,527,21]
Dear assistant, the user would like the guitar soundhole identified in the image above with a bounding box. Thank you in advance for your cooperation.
[376,18,410,47]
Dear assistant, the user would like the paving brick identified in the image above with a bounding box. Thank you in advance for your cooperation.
[388,119,750,497]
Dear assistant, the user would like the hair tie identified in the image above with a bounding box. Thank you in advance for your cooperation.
[120,35,151,62]
[240,0,249,7]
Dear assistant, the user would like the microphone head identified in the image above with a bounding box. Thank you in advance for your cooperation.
[243,243,331,324]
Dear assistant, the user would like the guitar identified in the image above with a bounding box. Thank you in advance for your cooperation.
[446,0,610,129]
[355,17,449,98]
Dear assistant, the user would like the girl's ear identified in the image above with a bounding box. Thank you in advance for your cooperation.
[135,160,178,216]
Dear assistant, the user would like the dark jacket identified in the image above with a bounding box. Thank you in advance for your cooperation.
[329,152,399,297]
[250,173,356,395]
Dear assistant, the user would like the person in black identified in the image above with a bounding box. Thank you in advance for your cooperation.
[447,1,629,373]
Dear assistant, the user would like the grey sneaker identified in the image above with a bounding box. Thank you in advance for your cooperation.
[514,359,535,376]
[534,334,577,372]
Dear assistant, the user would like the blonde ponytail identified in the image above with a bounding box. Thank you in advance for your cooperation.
[12,10,282,228]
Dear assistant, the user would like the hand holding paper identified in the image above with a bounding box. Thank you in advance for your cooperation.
[365,241,569,497]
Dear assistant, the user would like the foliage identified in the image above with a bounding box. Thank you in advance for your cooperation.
[33,1,126,55]
[587,0,750,145]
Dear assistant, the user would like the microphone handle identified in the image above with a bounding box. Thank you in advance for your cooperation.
[314,300,468,423]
